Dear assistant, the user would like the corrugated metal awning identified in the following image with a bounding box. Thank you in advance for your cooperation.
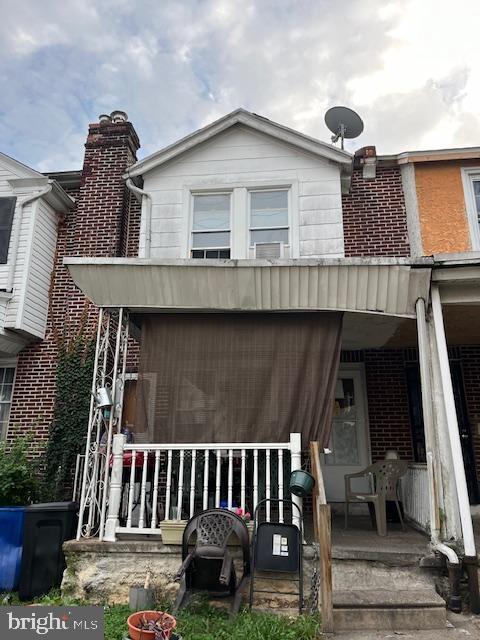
[64,258,432,318]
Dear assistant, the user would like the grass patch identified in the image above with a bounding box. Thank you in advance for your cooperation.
[1,591,321,640]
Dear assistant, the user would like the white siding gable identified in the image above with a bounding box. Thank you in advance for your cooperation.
[141,125,345,259]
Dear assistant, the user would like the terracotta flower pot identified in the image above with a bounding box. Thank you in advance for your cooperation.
[127,610,176,640]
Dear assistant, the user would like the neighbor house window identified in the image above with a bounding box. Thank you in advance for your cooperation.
[462,169,480,250]
[249,189,289,247]
[0,197,16,264]
[191,193,231,258]
[0,367,15,439]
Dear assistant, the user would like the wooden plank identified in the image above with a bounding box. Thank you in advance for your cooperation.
[309,441,334,634]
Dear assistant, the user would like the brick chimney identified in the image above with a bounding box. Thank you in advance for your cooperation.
[73,111,141,257]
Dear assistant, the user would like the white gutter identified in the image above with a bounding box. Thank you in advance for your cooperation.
[7,182,52,292]
[126,179,152,259]
[431,284,476,557]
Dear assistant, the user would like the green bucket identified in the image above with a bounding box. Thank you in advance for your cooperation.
[289,469,315,497]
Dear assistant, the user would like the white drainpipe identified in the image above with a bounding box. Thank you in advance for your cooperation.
[126,178,152,258]
[7,183,53,292]
[430,284,476,558]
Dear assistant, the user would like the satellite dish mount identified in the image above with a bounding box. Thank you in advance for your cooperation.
[325,106,364,150]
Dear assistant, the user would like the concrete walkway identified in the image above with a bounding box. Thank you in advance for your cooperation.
[334,611,480,639]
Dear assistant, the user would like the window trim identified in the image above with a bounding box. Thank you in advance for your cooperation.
[189,191,232,258]
[461,167,480,250]
[248,187,290,249]
[0,360,17,440]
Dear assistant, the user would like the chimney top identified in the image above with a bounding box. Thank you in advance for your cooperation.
[98,114,112,124]
[110,110,128,124]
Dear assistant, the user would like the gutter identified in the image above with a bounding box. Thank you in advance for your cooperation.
[126,179,152,259]
[7,183,53,292]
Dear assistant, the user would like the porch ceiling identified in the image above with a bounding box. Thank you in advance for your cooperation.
[64,258,431,318]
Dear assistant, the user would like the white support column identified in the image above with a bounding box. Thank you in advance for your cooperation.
[290,433,302,529]
[431,285,476,557]
[415,297,441,541]
[104,433,126,542]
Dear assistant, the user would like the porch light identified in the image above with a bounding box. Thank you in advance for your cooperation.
[96,386,113,408]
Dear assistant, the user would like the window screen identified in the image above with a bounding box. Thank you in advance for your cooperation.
[0,198,16,264]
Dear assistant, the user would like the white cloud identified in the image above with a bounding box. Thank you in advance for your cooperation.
[0,0,479,169]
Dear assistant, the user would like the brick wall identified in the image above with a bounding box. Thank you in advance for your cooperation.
[363,349,414,461]
[456,347,480,483]
[342,166,410,257]
[6,119,140,453]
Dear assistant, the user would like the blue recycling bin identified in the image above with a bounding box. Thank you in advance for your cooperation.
[0,507,25,590]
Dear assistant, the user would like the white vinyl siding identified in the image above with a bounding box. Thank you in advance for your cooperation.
[141,125,345,259]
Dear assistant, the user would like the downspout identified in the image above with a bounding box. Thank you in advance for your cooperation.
[430,286,480,613]
[126,178,152,259]
[416,297,462,612]
[7,183,52,292]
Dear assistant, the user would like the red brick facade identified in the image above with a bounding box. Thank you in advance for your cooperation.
[342,166,410,257]
[6,120,140,453]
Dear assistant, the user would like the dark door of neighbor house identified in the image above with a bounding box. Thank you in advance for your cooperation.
[406,360,480,504]
[450,361,480,504]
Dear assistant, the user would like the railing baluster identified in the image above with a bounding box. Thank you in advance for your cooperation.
[126,450,136,528]
[151,450,160,530]
[240,449,246,513]
[215,449,221,508]
[203,450,209,510]
[177,450,185,520]
[189,450,197,519]
[228,449,233,510]
[138,450,149,529]
[278,449,284,523]
[253,449,259,514]
[266,449,271,522]
[165,450,173,521]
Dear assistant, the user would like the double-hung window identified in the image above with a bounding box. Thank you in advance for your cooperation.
[191,193,231,259]
[0,366,15,439]
[0,197,16,264]
[249,189,289,249]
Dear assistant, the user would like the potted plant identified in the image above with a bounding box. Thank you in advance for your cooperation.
[0,437,39,591]
[127,611,177,640]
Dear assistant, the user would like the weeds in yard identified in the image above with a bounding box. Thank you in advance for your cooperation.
[1,591,321,640]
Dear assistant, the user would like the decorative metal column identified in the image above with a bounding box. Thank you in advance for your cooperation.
[76,307,130,540]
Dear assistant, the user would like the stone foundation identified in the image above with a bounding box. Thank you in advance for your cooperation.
[62,538,315,606]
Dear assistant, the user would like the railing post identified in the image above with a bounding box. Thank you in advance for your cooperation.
[104,433,126,542]
[289,432,302,529]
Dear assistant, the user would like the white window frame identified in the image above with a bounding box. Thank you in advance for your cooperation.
[248,187,291,252]
[461,167,480,250]
[0,359,16,440]
[182,180,299,259]
[189,191,232,259]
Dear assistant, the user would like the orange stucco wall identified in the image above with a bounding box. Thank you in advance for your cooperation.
[415,160,474,255]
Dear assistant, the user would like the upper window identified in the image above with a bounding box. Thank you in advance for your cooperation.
[0,197,16,264]
[191,193,231,259]
[0,367,15,440]
[249,189,289,247]
[462,169,480,250]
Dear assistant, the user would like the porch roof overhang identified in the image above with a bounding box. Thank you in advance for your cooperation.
[64,257,432,319]
[433,253,480,304]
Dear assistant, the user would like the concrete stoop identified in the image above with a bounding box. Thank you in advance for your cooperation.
[333,589,446,630]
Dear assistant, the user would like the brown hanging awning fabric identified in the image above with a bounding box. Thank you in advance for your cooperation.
[135,312,343,446]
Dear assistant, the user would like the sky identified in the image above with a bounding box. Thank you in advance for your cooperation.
[1,0,480,172]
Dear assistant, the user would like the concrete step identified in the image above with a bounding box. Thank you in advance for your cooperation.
[333,589,447,631]
[333,558,438,591]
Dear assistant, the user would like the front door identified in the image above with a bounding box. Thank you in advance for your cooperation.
[321,367,371,502]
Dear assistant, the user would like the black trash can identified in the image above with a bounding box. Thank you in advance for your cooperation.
[18,502,78,600]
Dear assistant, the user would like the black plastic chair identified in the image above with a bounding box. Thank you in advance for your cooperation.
[173,508,250,616]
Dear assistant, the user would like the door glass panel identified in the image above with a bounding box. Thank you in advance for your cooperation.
[325,378,360,465]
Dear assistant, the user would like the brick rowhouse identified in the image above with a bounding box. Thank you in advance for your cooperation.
[6,115,141,453]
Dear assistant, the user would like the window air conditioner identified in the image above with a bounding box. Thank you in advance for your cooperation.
[254,242,283,259]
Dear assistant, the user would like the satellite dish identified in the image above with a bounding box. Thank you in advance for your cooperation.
[325,106,364,149]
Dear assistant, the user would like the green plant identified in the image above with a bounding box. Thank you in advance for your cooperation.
[43,334,95,500]
[0,437,39,506]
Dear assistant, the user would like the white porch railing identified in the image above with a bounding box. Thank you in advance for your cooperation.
[401,462,430,532]
[101,433,302,541]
